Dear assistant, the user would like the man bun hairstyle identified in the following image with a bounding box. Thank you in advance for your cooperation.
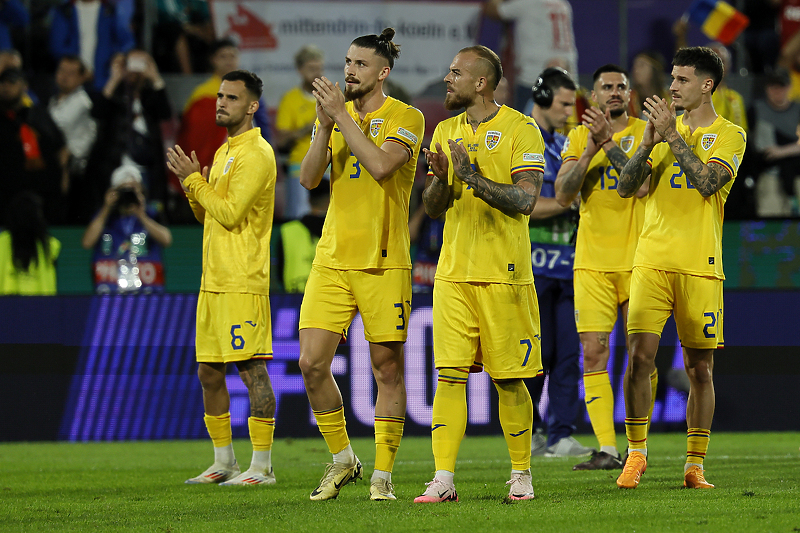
[221,69,263,99]
[351,27,401,68]
[673,46,724,94]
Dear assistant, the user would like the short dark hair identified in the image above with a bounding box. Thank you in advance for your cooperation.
[59,54,86,75]
[351,27,400,68]
[592,64,628,84]
[210,38,237,57]
[672,47,724,94]
[221,69,263,99]
[458,45,503,90]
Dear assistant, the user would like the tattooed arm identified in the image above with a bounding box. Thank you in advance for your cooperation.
[666,136,731,197]
[422,142,452,218]
[447,137,541,215]
[618,143,653,198]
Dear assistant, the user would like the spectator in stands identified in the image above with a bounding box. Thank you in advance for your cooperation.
[408,201,444,294]
[275,45,324,220]
[49,0,136,90]
[89,50,171,212]
[0,67,69,224]
[0,191,60,295]
[48,55,97,224]
[172,39,272,220]
[742,0,781,74]
[0,0,28,50]
[483,0,578,111]
[672,19,748,132]
[629,50,669,119]
[748,68,800,215]
[276,179,330,293]
[0,48,37,105]
[153,0,214,74]
[82,164,172,294]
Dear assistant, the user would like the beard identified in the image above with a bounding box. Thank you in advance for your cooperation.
[344,78,376,101]
[444,90,472,111]
[609,107,625,118]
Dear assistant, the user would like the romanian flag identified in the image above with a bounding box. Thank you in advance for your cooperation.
[687,0,750,46]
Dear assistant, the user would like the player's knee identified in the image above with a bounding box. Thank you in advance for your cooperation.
[298,352,328,381]
[197,364,225,391]
[685,359,713,384]
[373,361,403,388]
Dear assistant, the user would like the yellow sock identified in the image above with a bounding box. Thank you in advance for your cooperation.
[431,368,469,472]
[248,416,275,451]
[204,412,232,448]
[625,416,649,453]
[494,379,533,471]
[374,416,404,473]
[313,405,350,454]
[647,370,658,432]
[686,428,710,466]
[583,370,616,449]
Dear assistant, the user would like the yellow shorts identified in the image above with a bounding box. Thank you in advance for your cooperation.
[432,281,542,379]
[195,291,273,363]
[627,267,724,349]
[299,264,411,343]
[573,269,632,333]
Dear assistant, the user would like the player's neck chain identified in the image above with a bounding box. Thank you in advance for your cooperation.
[469,107,500,129]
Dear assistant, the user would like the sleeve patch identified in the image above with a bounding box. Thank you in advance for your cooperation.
[523,153,545,163]
[396,127,418,145]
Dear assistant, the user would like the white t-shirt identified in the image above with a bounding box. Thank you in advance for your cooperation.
[497,0,578,85]
[76,0,101,73]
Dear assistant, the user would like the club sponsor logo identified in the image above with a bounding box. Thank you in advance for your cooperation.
[523,153,545,163]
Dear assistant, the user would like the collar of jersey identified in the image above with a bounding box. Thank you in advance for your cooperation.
[350,96,392,124]
[677,113,721,136]
[227,127,261,147]
[461,104,506,130]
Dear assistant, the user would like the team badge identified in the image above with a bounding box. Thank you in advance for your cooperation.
[620,136,634,153]
[701,133,717,150]
[223,157,234,174]
[485,130,502,150]
[370,118,384,137]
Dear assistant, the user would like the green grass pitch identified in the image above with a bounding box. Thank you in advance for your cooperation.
[2,433,799,532]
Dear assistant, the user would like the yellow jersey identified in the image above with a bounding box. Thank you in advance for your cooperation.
[638,115,746,279]
[275,86,317,166]
[562,117,647,272]
[432,105,545,284]
[313,96,424,270]
[184,127,276,294]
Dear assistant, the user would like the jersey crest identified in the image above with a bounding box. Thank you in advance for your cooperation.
[620,135,635,153]
[370,118,384,137]
[485,130,502,150]
[701,133,717,150]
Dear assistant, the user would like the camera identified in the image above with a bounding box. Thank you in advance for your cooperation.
[116,187,140,207]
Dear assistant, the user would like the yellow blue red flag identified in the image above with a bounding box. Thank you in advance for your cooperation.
[687,0,749,46]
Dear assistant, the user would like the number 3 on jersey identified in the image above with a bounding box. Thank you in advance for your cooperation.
[349,152,361,179]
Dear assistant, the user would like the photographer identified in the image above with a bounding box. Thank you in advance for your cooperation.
[81,164,172,294]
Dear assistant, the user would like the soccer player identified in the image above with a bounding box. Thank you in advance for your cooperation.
[167,70,278,486]
[615,47,746,489]
[554,64,654,471]
[297,28,424,502]
[528,67,595,459]
[414,45,545,503]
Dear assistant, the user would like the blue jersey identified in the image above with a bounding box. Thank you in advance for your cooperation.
[529,127,575,280]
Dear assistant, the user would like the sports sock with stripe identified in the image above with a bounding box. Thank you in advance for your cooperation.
[312,405,351,459]
[686,427,710,469]
[494,378,533,471]
[374,415,404,474]
[583,370,617,452]
[431,368,469,473]
[625,416,649,455]
[204,412,235,466]
[248,416,274,472]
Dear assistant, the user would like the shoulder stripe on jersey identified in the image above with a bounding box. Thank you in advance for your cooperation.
[562,155,578,163]
[385,138,413,156]
[511,164,544,174]
[385,135,414,151]
[708,157,734,177]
